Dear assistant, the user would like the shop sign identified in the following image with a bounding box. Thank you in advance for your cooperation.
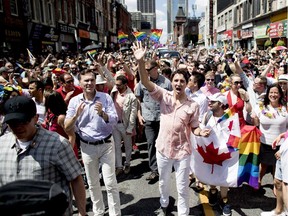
[30,24,59,42]
[254,25,269,39]
[223,30,233,40]
[269,20,287,38]
[5,29,22,42]
[241,29,253,39]
[90,32,98,41]
[79,29,90,38]
[58,23,75,34]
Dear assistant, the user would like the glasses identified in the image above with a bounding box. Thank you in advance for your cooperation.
[206,79,214,81]
[65,79,74,84]
[233,81,243,85]
[199,68,205,71]
[146,66,156,72]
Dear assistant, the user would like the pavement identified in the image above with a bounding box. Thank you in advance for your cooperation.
[74,142,277,216]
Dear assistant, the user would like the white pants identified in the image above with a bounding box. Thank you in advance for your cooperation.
[157,151,191,216]
[112,123,132,168]
[81,141,121,216]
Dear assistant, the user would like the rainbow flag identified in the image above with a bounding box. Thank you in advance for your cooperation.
[16,62,24,70]
[266,25,271,35]
[217,106,237,124]
[87,50,97,57]
[237,125,261,189]
[132,31,147,41]
[150,29,163,42]
[118,31,129,44]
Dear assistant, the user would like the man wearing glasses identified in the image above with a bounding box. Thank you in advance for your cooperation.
[135,60,172,181]
[57,72,83,104]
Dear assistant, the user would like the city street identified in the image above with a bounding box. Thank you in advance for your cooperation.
[74,142,277,216]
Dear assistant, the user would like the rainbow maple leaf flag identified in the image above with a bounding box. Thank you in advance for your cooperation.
[217,106,237,124]
[118,31,129,44]
[192,113,261,189]
[87,50,97,57]
[132,31,147,41]
[150,29,163,42]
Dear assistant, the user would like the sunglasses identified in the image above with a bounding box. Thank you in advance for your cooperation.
[206,79,214,81]
[146,66,156,72]
[233,81,243,85]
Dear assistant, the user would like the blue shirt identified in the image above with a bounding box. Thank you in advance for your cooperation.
[66,91,118,142]
[135,74,172,121]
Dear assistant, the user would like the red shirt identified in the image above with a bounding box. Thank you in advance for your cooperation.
[56,85,83,104]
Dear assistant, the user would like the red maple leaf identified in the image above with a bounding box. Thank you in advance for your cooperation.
[197,142,231,174]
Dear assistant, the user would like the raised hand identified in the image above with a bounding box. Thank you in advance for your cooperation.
[132,41,147,61]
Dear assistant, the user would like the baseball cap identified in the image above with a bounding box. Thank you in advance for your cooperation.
[208,93,227,105]
[3,96,37,123]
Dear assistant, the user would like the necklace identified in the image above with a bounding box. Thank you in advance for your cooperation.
[259,103,284,118]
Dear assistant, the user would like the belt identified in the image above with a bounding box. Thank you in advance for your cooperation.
[79,134,111,145]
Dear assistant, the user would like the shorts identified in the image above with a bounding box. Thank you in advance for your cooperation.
[259,143,279,166]
[274,159,282,181]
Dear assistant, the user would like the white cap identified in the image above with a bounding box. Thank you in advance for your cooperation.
[95,75,107,85]
[47,63,55,68]
[278,74,288,82]
[208,93,227,105]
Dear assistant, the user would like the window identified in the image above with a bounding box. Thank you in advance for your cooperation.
[63,0,68,23]
[0,0,3,12]
[221,15,223,25]
[218,17,220,26]
[58,0,63,21]
[47,0,54,25]
[10,0,18,16]
[229,10,232,21]
[39,0,45,23]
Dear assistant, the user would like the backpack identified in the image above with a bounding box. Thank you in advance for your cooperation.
[0,179,68,216]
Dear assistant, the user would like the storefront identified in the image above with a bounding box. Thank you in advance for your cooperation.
[254,25,270,50]
[269,20,287,46]
[241,23,254,50]
[77,22,90,50]
[57,23,77,52]
[28,23,60,54]
[0,18,27,57]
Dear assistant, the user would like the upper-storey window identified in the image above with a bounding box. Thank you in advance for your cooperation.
[10,0,18,16]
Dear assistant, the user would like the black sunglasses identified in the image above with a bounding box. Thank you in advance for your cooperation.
[146,66,156,72]
[233,81,243,85]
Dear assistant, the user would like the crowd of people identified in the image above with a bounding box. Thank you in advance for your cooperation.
[0,43,287,216]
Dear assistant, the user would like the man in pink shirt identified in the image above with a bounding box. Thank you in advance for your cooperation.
[132,41,210,216]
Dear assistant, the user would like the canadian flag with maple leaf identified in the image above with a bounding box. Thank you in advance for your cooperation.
[191,113,261,189]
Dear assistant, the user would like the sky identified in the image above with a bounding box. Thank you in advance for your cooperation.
[125,0,208,44]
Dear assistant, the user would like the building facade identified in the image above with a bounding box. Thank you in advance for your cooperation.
[208,0,287,50]
[0,0,132,56]
[136,0,156,29]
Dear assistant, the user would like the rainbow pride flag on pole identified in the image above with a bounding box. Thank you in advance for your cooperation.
[118,31,129,44]
[132,31,147,41]
[150,29,163,42]
[217,106,237,124]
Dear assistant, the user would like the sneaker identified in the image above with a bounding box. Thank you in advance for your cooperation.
[146,171,159,180]
[123,165,131,174]
[261,210,286,216]
[154,206,167,216]
[208,188,218,206]
[115,168,123,176]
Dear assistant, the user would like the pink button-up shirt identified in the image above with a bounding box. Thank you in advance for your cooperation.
[200,85,220,97]
[150,86,200,159]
